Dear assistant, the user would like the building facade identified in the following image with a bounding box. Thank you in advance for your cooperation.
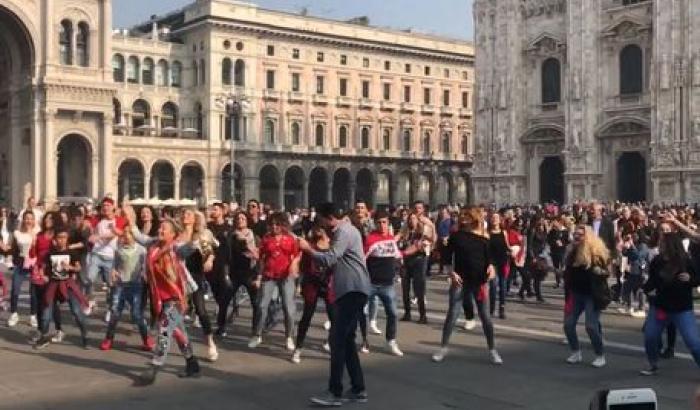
[0,0,474,210]
[472,0,700,205]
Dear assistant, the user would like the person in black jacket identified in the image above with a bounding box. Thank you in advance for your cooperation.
[432,206,502,365]
[640,220,700,376]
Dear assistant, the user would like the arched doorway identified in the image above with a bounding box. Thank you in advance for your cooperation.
[398,171,413,205]
[150,161,175,199]
[376,170,392,206]
[57,135,91,197]
[308,167,329,208]
[356,168,374,207]
[0,6,34,205]
[259,165,280,208]
[333,168,351,211]
[539,157,564,204]
[180,162,204,201]
[221,163,244,203]
[117,159,145,201]
[617,152,646,202]
[284,166,305,210]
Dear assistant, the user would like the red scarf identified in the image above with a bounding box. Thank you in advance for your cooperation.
[146,243,188,316]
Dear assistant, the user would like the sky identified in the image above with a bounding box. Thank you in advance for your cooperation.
[113,0,474,41]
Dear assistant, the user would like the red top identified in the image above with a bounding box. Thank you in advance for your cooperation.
[259,233,300,280]
[30,232,53,263]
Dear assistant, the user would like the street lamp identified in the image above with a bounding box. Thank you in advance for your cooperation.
[216,94,249,203]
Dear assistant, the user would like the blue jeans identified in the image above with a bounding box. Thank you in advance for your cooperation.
[367,284,398,341]
[254,278,296,338]
[441,284,494,349]
[40,291,86,336]
[10,265,36,314]
[84,254,114,298]
[644,307,700,368]
[563,293,604,355]
[105,284,148,340]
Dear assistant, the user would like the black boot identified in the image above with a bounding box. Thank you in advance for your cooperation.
[135,365,159,386]
[179,356,201,378]
[660,348,675,359]
[498,305,506,320]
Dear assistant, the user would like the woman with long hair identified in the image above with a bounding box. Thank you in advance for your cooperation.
[7,211,37,327]
[640,219,700,375]
[180,208,218,362]
[137,206,160,237]
[397,212,429,324]
[563,224,610,368]
[248,212,299,351]
[488,212,510,319]
[432,206,502,365]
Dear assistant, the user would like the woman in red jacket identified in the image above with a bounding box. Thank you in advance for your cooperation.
[29,211,63,343]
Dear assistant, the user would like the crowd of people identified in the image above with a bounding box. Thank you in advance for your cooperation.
[1,194,700,405]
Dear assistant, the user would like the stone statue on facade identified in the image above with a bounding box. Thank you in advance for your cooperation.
[498,75,508,109]
[660,55,671,90]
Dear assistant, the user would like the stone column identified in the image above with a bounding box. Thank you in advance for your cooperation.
[43,109,57,203]
[91,155,99,199]
[301,177,309,207]
[144,171,151,199]
[348,181,356,208]
[101,114,114,198]
[174,170,181,200]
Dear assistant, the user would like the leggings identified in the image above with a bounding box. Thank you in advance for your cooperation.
[216,273,258,332]
[296,281,334,349]
[191,283,213,336]
[402,255,427,318]
[153,301,193,367]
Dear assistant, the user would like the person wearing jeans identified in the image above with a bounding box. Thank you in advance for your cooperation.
[299,202,371,407]
[7,211,38,327]
[432,206,502,365]
[364,210,403,355]
[640,219,700,375]
[397,212,429,324]
[563,292,604,358]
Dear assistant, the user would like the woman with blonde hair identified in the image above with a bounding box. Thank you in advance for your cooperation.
[563,224,611,368]
[432,206,502,365]
[397,211,430,324]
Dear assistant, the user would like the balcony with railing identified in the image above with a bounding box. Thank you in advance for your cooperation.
[421,104,436,114]
[380,100,397,111]
[287,91,304,103]
[440,106,455,117]
[604,92,651,113]
[400,102,416,113]
[358,98,374,109]
[336,96,352,107]
[312,94,329,105]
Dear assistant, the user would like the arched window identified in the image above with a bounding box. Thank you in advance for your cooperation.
[222,58,232,85]
[315,124,324,146]
[76,23,89,67]
[112,54,125,82]
[402,130,411,151]
[265,119,275,144]
[192,60,198,86]
[234,59,245,86]
[291,122,300,145]
[461,133,469,155]
[442,132,451,153]
[422,131,431,154]
[171,61,182,87]
[113,98,122,125]
[541,58,561,104]
[127,56,140,83]
[200,59,206,84]
[59,20,73,65]
[361,127,370,149]
[339,125,348,148]
[161,102,178,129]
[132,99,151,131]
[156,60,169,86]
[620,44,643,95]
[383,129,391,150]
[142,58,154,85]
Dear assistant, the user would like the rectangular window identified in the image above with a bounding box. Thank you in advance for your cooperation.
[340,55,347,65]
[316,75,325,95]
[404,85,411,103]
[384,61,391,71]
[363,58,370,68]
[362,80,370,99]
[462,91,469,108]
[291,73,300,92]
[443,89,450,106]
[444,68,450,78]
[424,66,431,76]
[339,78,348,97]
[267,45,275,56]
[462,71,469,80]
[405,63,411,74]
[423,88,431,105]
[266,70,275,90]
[383,83,391,101]
[292,48,300,59]
[317,52,324,62]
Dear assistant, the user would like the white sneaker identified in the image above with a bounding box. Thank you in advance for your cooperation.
[291,349,302,364]
[630,309,646,318]
[104,311,111,324]
[51,330,65,343]
[85,300,96,316]
[323,320,331,331]
[617,307,629,315]
[591,356,606,368]
[411,297,417,306]
[489,349,503,365]
[208,343,219,362]
[29,315,38,328]
[248,336,262,349]
[566,351,583,364]
[369,320,382,335]
[193,316,202,328]
[464,320,476,331]
[7,312,19,327]
[360,341,370,354]
[286,337,296,351]
[432,347,449,362]
[322,341,331,353]
[388,340,404,357]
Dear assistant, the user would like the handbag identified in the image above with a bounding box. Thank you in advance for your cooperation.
[590,266,612,310]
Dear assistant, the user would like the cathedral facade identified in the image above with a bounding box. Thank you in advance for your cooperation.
[472,0,700,205]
